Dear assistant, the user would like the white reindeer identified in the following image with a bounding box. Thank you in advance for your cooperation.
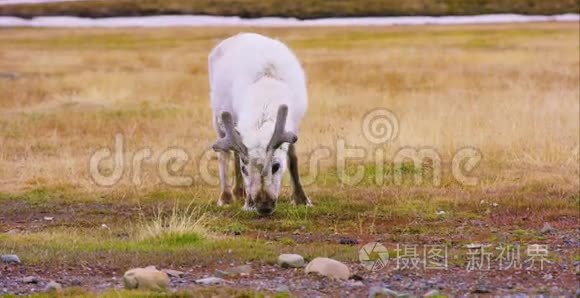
[208,33,311,215]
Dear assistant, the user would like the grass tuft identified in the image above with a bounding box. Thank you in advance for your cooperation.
[136,201,212,241]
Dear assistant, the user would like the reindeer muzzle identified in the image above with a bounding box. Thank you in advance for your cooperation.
[254,190,276,216]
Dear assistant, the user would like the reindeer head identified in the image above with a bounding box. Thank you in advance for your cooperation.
[212,105,297,215]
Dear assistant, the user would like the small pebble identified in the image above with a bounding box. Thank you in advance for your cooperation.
[472,284,492,294]
[162,269,185,278]
[22,276,39,284]
[339,237,359,245]
[541,222,556,235]
[423,289,440,297]
[347,280,364,287]
[231,264,252,275]
[1,255,21,264]
[195,277,225,285]
[213,269,229,277]
[70,278,82,286]
[369,286,408,298]
[278,254,305,268]
[44,281,62,292]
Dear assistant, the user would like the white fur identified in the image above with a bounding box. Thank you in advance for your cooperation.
[209,33,307,133]
[208,33,308,210]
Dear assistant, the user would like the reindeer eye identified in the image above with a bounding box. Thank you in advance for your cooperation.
[241,165,248,176]
[272,162,281,174]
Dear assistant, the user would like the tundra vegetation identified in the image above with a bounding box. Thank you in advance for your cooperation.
[0,23,578,296]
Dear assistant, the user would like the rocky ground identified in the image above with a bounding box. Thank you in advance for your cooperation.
[1,227,579,297]
[1,261,579,297]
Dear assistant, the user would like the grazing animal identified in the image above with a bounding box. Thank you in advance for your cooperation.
[208,33,311,215]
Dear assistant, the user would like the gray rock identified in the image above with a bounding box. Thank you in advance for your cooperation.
[278,254,305,268]
[44,281,62,292]
[213,265,252,277]
[339,237,359,245]
[305,257,350,280]
[369,286,408,298]
[213,269,229,277]
[1,255,21,264]
[276,285,290,292]
[347,280,365,287]
[548,286,559,293]
[228,264,252,276]
[472,284,492,294]
[162,269,185,278]
[70,278,82,286]
[541,222,556,234]
[195,277,225,285]
[22,276,39,284]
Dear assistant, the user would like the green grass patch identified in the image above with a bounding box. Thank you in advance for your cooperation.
[0,227,357,267]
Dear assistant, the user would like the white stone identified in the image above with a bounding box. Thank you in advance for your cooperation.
[304,257,350,280]
[123,267,169,291]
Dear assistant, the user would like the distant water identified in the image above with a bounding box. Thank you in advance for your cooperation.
[0,14,578,28]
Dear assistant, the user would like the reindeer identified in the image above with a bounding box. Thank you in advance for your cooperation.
[208,33,311,215]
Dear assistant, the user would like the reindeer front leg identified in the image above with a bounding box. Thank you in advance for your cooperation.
[217,151,234,206]
[233,151,246,201]
[287,144,312,206]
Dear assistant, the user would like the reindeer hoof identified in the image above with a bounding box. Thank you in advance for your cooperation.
[218,192,234,206]
[233,186,246,201]
[291,192,312,207]
[242,204,256,212]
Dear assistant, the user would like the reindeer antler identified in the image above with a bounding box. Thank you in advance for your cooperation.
[212,111,248,156]
[267,105,298,151]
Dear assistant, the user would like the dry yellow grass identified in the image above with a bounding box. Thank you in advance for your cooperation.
[0,23,578,195]
[136,202,211,240]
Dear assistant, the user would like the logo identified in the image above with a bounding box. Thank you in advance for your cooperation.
[359,242,389,271]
